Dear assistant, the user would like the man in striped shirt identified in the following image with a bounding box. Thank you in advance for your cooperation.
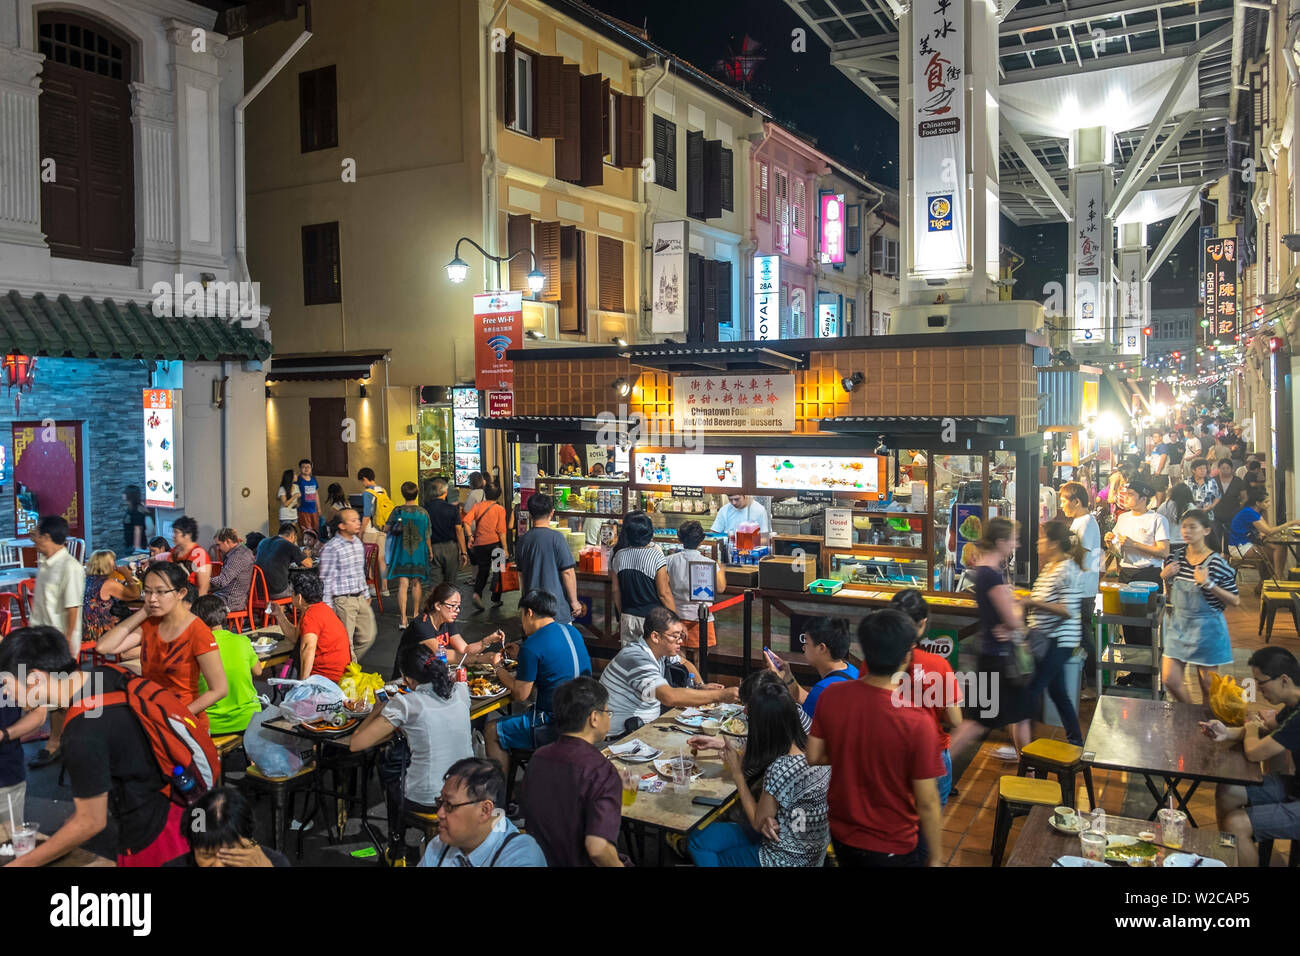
[318,508,376,664]
[600,606,738,735]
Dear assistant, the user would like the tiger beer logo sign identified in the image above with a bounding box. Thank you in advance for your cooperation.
[927,195,953,232]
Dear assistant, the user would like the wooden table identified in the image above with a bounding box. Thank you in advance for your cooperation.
[602,708,738,862]
[1262,532,1300,567]
[249,626,293,670]
[1083,696,1263,826]
[1006,806,1238,867]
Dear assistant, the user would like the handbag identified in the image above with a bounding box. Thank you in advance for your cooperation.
[997,633,1035,688]
[664,660,692,689]
[1026,626,1056,663]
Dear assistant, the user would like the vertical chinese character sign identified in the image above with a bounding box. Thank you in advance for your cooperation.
[474,292,522,392]
[819,194,845,265]
[1203,237,1238,341]
[912,0,967,273]
[1072,170,1105,343]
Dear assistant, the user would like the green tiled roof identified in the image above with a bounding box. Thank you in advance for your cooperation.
[0,291,273,362]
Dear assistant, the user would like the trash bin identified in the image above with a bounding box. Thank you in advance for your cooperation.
[1042,652,1084,728]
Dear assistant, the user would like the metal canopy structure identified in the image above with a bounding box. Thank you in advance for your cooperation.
[786,0,1238,224]
[619,344,805,373]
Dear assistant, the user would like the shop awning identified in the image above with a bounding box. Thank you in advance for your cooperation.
[264,351,388,383]
[0,291,272,362]
[618,344,804,373]
[817,415,1030,451]
[477,416,628,442]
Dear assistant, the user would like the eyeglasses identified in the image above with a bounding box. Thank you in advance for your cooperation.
[141,588,178,598]
[433,795,481,814]
[663,630,687,644]
[441,602,462,610]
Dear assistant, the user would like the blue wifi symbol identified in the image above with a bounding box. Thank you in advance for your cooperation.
[486,335,511,360]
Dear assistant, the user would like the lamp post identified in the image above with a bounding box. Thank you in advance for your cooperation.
[445,236,545,294]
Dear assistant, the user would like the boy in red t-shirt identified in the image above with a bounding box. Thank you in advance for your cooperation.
[891,589,963,805]
[808,608,944,867]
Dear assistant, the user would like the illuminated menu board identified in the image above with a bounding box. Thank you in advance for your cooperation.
[143,389,181,508]
[755,455,885,498]
[633,452,743,488]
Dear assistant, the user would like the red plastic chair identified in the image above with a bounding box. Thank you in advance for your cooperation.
[363,542,383,613]
[0,591,27,629]
[0,608,10,635]
[248,565,295,628]
[16,578,35,621]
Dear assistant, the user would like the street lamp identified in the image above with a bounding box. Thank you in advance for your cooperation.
[445,236,545,294]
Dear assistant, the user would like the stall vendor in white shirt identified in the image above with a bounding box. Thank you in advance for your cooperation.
[711,494,771,537]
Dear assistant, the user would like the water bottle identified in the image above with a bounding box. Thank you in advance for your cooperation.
[171,765,201,805]
[436,646,448,669]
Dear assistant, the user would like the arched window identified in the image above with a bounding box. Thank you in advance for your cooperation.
[38,12,134,264]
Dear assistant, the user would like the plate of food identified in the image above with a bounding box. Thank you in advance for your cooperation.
[721,716,749,738]
[468,677,508,699]
[251,635,279,654]
[607,739,661,763]
[1104,835,1159,864]
[654,756,702,781]
[673,713,714,731]
[1163,852,1227,868]
[342,698,372,717]
[302,716,359,734]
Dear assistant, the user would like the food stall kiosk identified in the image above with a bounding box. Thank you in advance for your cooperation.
[482,334,1046,673]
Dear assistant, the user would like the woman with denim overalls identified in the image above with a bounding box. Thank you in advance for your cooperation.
[1160,508,1240,704]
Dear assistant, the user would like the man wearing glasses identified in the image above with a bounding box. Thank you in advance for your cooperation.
[601,606,739,735]
[417,758,546,867]
[1201,646,1300,867]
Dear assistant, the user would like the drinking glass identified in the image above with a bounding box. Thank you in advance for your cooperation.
[620,769,639,808]
[1158,808,1186,849]
[1079,831,1106,863]
[672,759,692,794]
[11,822,37,858]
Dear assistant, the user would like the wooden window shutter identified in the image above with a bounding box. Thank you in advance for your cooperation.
[601,79,612,157]
[578,73,605,187]
[703,139,723,220]
[535,55,564,138]
[686,130,704,218]
[701,258,718,339]
[715,260,732,328]
[536,221,562,302]
[507,213,533,293]
[720,148,734,212]
[554,64,581,182]
[792,178,806,234]
[846,203,862,254]
[653,115,676,189]
[501,33,516,127]
[309,397,349,476]
[755,161,769,221]
[687,253,704,343]
[302,222,342,305]
[597,236,624,312]
[617,95,643,169]
[38,13,134,265]
[558,225,586,333]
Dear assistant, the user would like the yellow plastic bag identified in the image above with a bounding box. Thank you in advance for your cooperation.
[1209,673,1247,727]
[340,662,386,704]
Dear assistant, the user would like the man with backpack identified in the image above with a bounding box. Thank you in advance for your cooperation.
[358,467,393,597]
[0,626,217,867]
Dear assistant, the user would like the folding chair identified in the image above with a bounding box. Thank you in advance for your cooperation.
[0,591,27,629]
[16,578,35,621]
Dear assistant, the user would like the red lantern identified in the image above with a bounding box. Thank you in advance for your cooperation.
[2,351,35,392]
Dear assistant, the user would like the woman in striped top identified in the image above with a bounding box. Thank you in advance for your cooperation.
[1020,520,1085,745]
[1160,508,1240,704]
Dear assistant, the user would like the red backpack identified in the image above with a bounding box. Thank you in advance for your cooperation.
[65,664,221,806]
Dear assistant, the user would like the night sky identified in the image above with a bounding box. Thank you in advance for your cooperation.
[583,0,1198,305]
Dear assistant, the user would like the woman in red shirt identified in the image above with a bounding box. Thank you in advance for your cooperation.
[96,562,228,733]
[170,515,212,597]
[462,483,507,611]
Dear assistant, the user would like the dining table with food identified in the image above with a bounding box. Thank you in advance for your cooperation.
[1007,805,1237,868]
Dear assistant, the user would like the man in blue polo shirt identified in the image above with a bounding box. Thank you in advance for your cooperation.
[763,616,859,719]
[484,589,591,770]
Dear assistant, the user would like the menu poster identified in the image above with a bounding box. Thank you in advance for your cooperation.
[824,508,853,548]
[519,442,538,490]
[755,455,884,497]
[633,452,743,488]
[953,502,983,571]
[451,386,481,486]
[143,389,181,508]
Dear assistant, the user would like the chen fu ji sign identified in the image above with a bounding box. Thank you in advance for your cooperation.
[1203,236,1238,340]
[911,0,967,274]
[473,291,522,392]
[672,374,795,433]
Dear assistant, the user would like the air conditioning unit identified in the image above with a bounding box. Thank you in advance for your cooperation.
[888,300,1045,335]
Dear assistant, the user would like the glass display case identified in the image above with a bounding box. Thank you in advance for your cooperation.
[639,490,725,534]
[826,551,929,588]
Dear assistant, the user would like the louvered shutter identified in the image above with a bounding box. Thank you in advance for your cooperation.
[536,221,562,302]
[535,55,564,138]
[720,148,734,212]
[715,260,732,328]
[755,161,769,221]
[703,139,723,220]
[507,213,533,293]
[617,95,644,169]
[501,33,516,127]
[598,236,624,312]
[686,130,704,218]
[653,115,676,189]
[579,73,605,187]
[554,65,581,182]
[558,225,585,332]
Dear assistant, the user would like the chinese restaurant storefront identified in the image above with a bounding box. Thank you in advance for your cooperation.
[482,332,1044,675]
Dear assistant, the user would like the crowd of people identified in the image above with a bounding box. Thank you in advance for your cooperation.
[3,412,1300,871]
